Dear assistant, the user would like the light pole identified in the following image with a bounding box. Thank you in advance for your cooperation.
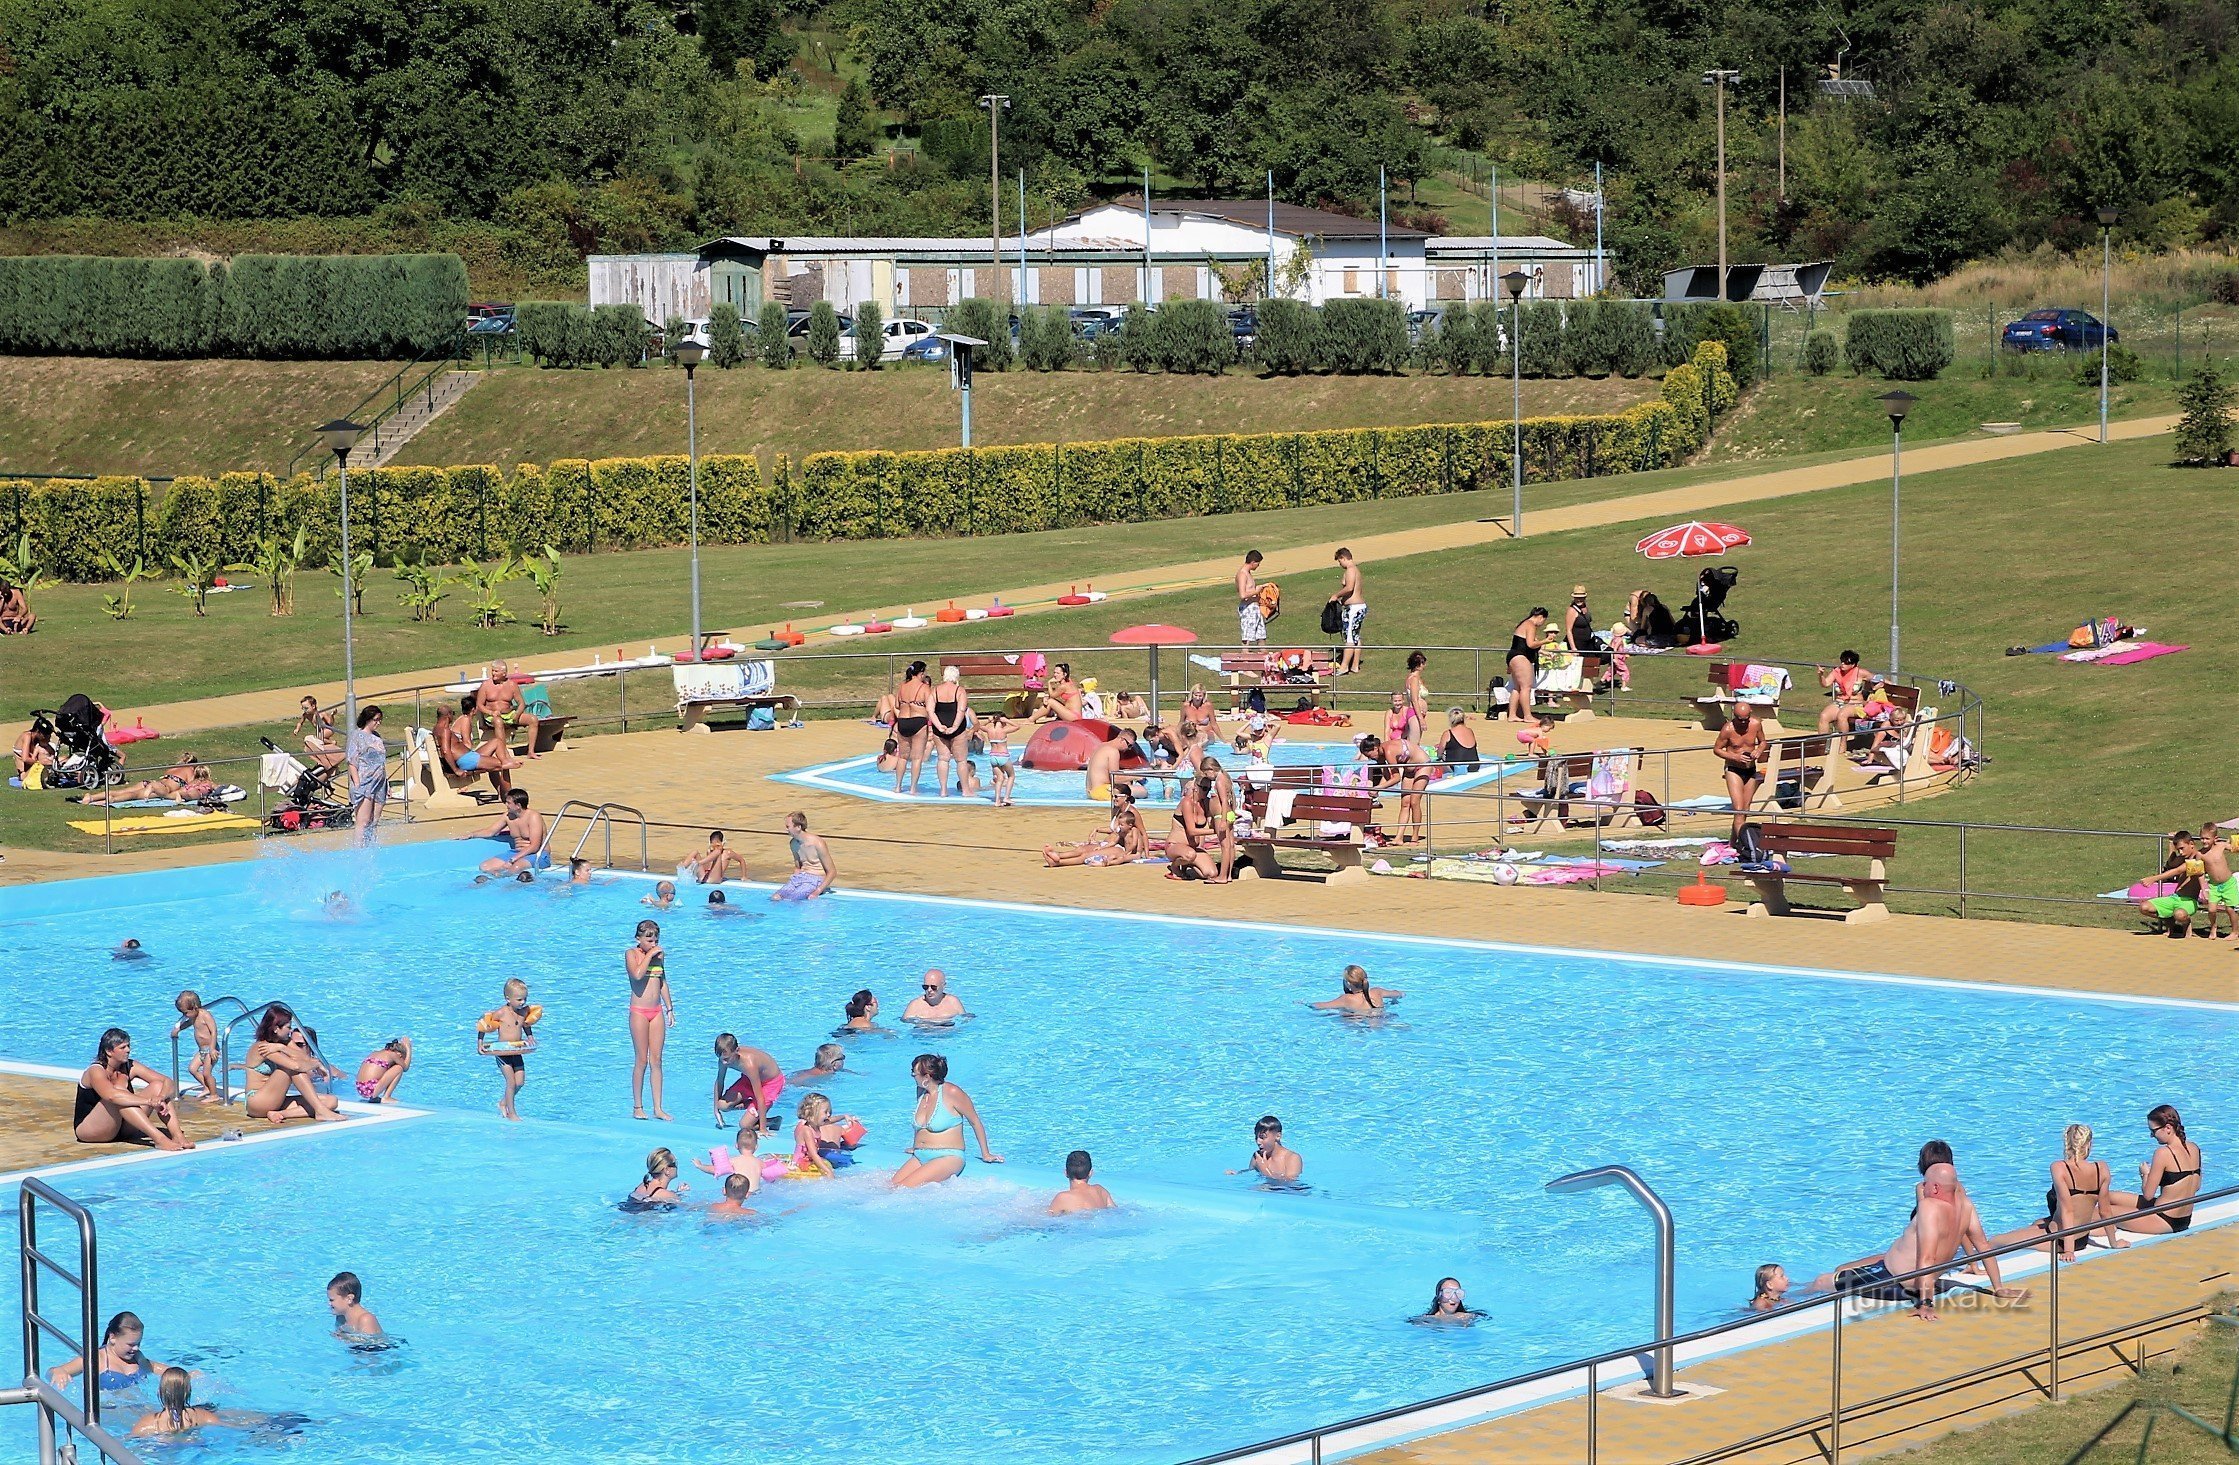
[673,335,707,658]
[978,94,1011,294]
[2097,205,2118,444]
[1701,70,1742,300]
[1879,390,1916,676]
[317,419,367,730]
[1546,1164,1681,1398]
[1504,270,1528,536]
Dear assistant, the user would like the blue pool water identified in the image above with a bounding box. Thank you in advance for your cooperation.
[2,842,2232,1464]
[773,736,1524,806]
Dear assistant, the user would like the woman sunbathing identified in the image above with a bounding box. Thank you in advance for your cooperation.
[78,757,216,806]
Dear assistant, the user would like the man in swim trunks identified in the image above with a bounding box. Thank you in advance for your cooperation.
[788,1043,847,1087]
[1049,1150,1117,1214]
[2139,832,2204,936]
[902,969,969,1024]
[684,829,747,885]
[468,789,547,877]
[1227,1115,1302,1181]
[1082,728,1143,802]
[1713,701,1769,842]
[474,661,540,759]
[1810,1164,1962,1321]
[1236,550,1267,650]
[770,812,834,901]
[1329,547,1366,676]
[712,1033,786,1131]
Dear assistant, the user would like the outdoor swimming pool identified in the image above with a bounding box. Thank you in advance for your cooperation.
[2,841,2233,1464]
[772,736,1526,806]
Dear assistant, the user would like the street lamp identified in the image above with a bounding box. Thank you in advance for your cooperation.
[2096,205,2118,444]
[1504,269,1529,537]
[1701,70,1742,301]
[317,418,367,730]
[673,335,707,658]
[1879,390,1916,676]
[1546,1164,1682,1398]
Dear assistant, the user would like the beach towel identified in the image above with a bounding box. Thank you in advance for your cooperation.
[99,786,249,810]
[69,811,261,836]
[2061,640,2137,663]
[2091,642,2188,667]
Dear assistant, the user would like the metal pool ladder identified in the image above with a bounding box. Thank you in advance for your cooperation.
[5,1179,145,1464]
[168,994,250,1098]
[542,800,652,872]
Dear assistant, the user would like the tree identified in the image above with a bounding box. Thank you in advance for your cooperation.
[708,303,745,367]
[834,78,879,161]
[697,0,787,79]
[2173,366,2235,466]
[806,301,842,366]
[757,300,792,368]
[852,300,885,370]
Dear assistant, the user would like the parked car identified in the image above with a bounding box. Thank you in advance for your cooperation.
[880,317,937,360]
[900,334,949,363]
[1073,313,1127,343]
[1226,308,1257,350]
[1406,308,1445,345]
[2002,309,2119,352]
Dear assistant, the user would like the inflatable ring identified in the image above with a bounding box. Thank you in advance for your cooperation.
[935,603,966,624]
[829,624,866,637]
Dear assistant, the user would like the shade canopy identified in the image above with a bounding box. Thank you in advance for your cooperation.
[1635,521,1752,560]
[1108,624,1199,646]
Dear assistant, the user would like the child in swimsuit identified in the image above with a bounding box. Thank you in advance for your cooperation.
[476,979,538,1120]
[790,1094,837,1178]
[981,714,1017,807]
[626,920,674,1122]
[170,991,218,1099]
[354,1037,411,1104]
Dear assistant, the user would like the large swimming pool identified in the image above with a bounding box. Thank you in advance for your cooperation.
[2,841,2232,1463]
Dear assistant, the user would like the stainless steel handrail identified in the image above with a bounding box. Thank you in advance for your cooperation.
[1178,1184,2235,1465]
[540,799,651,872]
[218,1001,334,1109]
[13,1179,146,1465]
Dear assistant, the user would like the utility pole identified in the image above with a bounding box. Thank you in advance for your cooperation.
[1489,165,1499,304]
[1702,70,1741,301]
[978,94,1010,296]
[1594,161,1605,295]
[1017,168,1028,308]
[1378,164,1389,300]
[1777,69,1787,202]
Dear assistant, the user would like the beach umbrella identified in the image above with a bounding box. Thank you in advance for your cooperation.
[1635,521,1751,559]
[1108,624,1199,722]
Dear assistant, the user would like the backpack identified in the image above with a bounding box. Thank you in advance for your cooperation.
[746,705,776,731]
[1320,599,1344,636]
[1633,789,1666,827]
[1734,822,1766,865]
[1258,583,1281,621]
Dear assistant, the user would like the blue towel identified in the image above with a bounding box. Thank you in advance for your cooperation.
[2028,641,2070,654]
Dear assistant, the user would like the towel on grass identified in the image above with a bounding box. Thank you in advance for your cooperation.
[99,785,248,810]
[2091,642,2188,667]
[68,811,261,836]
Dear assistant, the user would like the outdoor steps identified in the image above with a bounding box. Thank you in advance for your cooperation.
[360,369,480,468]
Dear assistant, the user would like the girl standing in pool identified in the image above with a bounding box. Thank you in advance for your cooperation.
[892,1054,1001,1188]
[625,920,675,1121]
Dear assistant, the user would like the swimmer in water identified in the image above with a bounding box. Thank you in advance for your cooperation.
[629,1148,689,1206]
[787,1042,846,1087]
[129,1367,220,1437]
[1226,1114,1302,1182]
[1048,1150,1116,1215]
[643,879,677,909]
[112,939,148,961]
[838,989,886,1034]
[1413,1277,1481,1326]
[322,891,354,918]
[49,1310,171,1392]
[326,1272,381,1338]
[901,969,969,1024]
[1308,963,1402,1014]
[713,1034,786,1131]
[705,889,752,915]
[708,1173,758,1219]
[1749,1264,1792,1312]
[568,857,593,885]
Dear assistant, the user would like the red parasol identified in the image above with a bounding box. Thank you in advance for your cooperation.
[1635,521,1751,560]
[1109,625,1199,721]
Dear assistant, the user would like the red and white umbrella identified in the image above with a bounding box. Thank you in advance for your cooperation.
[1635,521,1752,560]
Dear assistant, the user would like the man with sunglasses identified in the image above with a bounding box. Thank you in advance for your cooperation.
[901,969,969,1025]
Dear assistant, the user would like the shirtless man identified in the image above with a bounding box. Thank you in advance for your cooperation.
[467,789,547,877]
[473,661,539,758]
[770,812,834,901]
[1714,702,1770,842]
[902,968,970,1024]
[712,1032,786,1131]
[1236,550,1267,650]
[684,829,746,885]
[1810,1163,1963,1320]
[1227,1115,1302,1182]
[1329,547,1366,676]
[1045,786,1148,867]
[1082,729,1142,802]
[1049,1150,1117,1215]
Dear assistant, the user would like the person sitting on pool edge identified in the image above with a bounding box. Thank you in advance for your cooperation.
[75,1028,192,1150]
[771,812,834,902]
[326,1272,382,1339]
[902,969,969,1024]
[1044,786,1148,867]
[467,789,547,880]
[892,1053,1001,1188]
[683,828,746,885]
[1809,1163,1963,1321]
[1049,1150,1116,1215]
[1227,1115,1302,1182]
[1412,1277,1481,1326]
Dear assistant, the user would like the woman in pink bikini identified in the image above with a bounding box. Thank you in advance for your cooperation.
[624,920,675,1120]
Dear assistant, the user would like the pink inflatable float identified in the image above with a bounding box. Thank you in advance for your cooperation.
[1020,719,1145,772]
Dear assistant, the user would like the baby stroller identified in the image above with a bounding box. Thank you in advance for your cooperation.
[1682,566,1741,646]
[30,693,125,789]
[257,738,354,834]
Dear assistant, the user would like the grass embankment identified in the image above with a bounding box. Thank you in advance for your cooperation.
[1704,370,2179,462]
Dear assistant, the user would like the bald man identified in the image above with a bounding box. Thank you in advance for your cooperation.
[1812,1163,1962,1321]
[901,969,969,1024]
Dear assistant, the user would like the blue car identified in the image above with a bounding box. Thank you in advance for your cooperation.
[900,335,948,363]
[2002,309,2118,352]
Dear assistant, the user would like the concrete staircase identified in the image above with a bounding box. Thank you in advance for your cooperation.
[359,369,481,467]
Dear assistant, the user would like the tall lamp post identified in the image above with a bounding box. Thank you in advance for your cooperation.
[2097,205,2118,444]
[317,419,367,730]
[1879,390,1916,676]
[1504,270,1529,536]
[978,94,1011,292]
[1701,70,1742,300]
[673,335,707,658]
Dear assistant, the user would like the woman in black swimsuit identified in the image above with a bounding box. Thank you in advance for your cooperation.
[2108,1104,2203,1234]
[74,1029,192,1150]
[926,666,976,799]
[1992,1123,2126,1258]
[891,661,932,795]
[1440,708,1481,771]
[1504,608,1551,725]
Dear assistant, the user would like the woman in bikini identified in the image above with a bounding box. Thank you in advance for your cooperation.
[891,662,932,795]
[78,756,216,807]
[625,920,675,1121]
[1504,609,1552,726]
[436,702,516,797]
[1989,1124,2127,1258]
[1402,651,1431,735]
[1309,964,1403,1014]
[295,695,344,770]
[354,1037,412,1104]
[243,1005,341,1124]
[926,666,976,799]
[2107,1104,2203,1234]
[891,1053,1001,1188]
[74,1030,191,1150]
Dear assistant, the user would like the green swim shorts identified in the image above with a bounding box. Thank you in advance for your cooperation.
[2148,893,2198,921]
[2203,874,2239,907]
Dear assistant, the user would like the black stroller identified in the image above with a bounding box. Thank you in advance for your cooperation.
[258,737,355,834]
[29,693,124,788]
[1681,566,1741,646]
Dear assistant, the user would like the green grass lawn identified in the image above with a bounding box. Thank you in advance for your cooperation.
[1708,367,2180,463]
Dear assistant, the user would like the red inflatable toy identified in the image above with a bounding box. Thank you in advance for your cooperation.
[1020,719,1146,772]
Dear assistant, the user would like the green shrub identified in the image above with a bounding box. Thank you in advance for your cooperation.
[1429,304,1477,375]
[1559,300,1611,377]
[1474,300,1515,376]
[590,304,648,368]
[1695,339,1738,414]
[708,303,745,367]
[1656,302,1711,367]
[2074,340,2142,385]
[1843,308,1956,380]
[1119,302,1159,373]
[1803,329,1838,375]
[1516,300,1563,377]
[1155,298,1235,374]
[2173,365,2236,465]
[851,300,884,370]
[756,300,792,368]
[1018,306,1076,371]
[806,301,842,367]
[1608,303,1657,378]
[1256,299,1319,374]
[1702,303,1760,388]
[947,297,1012,371]
[1320,299,1408,374]
[518,301,597,367]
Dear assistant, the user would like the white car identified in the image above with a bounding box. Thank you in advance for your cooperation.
[880,317,936,361]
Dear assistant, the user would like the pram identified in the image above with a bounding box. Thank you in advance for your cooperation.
[258,738,354,834]
[1681,566,1741,646]
[29,693,125,788]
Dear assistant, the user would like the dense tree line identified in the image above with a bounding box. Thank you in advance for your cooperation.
[0,0,2233,288]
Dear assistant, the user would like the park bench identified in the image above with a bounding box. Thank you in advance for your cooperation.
[674,660,800,733]
[941,654,1042,717]
[1758,735,1841,812]
[1695,661,1789,730]
[1487,646,1602,721]
[1219,651,1333,710]
[1739,821,1897,924]
[1236,785,1377,883]
[511,682,574,755]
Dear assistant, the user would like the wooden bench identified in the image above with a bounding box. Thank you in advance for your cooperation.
[1219,651,1333,709]
[941,654,1040,717]
[1486,648,1601,721]
[674,660,801,733]
[1236,786,1378,882]
[1511,754,1603,833]
[1740,822,1897,924]
[1695,662,1787,730]
[1757,735,1842,812]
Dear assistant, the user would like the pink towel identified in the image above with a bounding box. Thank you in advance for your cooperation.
[2093,642,2188,667]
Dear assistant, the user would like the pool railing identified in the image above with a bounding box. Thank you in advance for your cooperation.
[1178,1184,2236,1465]
[8,1178,146,1465]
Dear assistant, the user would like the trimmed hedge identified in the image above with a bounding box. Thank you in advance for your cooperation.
[1803,330,1837,375]
[1843,309,1956,380]
[520,302,648,368]
[0,253,465,359]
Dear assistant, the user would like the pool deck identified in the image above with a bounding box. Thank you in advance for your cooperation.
[0,1071,253,1172]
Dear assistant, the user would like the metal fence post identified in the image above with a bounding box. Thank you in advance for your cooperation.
[1586,1359,1599,1465]
[2048,1245,2062,1401]
[1957,823,1968,919]
[1830,1296,1844,1462]
[620,665,629,733]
